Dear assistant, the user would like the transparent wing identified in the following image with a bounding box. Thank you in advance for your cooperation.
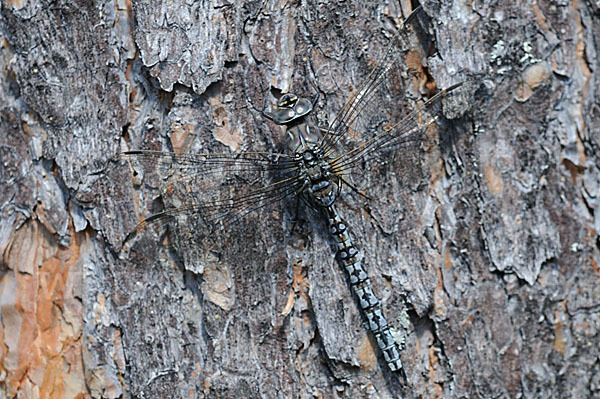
[123,150,303,233]
[124,150,297,179]
[329,81,476,176]
[319,6,429,155]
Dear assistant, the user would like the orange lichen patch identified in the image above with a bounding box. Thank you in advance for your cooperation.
[0,219,88,398]
[553,302,567,355]
[443,246,452,271]
[209,97,242,152]
[523,63,551,89]
[569,13,590,170]
[405,50,425,83]
[355,333,377,370]
[203,372,211,392]
[170,121,196,153]
[433,262,448,318]
[574,9,592,95]
[366,54,378,69]
[112,329,126,382]
[483,163,503,195]
[515,63,551,102]
[590,257,599,276]
[125,61,136,104]
[428,344,443,398]
[531,3,554,38]
[426,125,444,188]
[4,0,25,8]
[562,158,585,184]
[202,260,235,311]
[575,131,586,169]
[165,183,175,196]
[281,290,296,316]
[291,260,309,294]
[281,259,309,316]
[460,310,474,329]
[553,322,566,354]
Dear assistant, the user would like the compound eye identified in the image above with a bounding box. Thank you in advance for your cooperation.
[294,98,312,116]
[277,93,298,108]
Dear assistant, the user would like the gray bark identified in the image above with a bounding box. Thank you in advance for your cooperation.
[1,0,599,398]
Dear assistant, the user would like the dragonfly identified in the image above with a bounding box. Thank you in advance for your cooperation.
[123,6,475,376]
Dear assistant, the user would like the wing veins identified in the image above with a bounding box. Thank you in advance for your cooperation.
[135,173,302,231]
[329,82,465,172]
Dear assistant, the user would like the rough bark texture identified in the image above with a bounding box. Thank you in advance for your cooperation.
[1,1,599,398]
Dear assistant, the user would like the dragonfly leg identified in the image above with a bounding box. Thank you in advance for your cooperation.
[339,176,372,202]
[403,5,423,28]
[247,80,276,121]
[300,54,321,109]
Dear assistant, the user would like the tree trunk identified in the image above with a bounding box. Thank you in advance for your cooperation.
[1,1,599,398]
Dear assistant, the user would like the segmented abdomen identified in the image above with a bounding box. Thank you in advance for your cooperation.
[325,205,403,372]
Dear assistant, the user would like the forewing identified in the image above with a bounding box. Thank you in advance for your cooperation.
[329,81,478,176]
[123,150,303,236]
[320,6,432,155]
[312,4,479,233]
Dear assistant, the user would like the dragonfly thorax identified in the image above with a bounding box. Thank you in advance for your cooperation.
[285,122,321,154]
[271,93,340,207]
[296,147,340,208]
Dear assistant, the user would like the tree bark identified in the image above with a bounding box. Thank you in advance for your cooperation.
[1,1,599,398]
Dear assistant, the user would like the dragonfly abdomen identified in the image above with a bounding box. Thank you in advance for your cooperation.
[325,205,403,372]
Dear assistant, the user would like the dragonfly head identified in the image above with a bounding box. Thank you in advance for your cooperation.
[272,93,313,125]
[277,93,299,108]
